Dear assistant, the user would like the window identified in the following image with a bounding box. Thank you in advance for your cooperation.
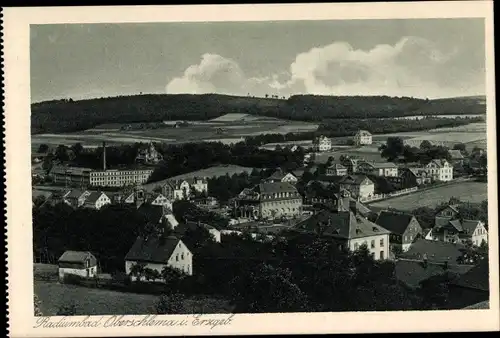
[181,253,184,260]
[371,240,375,249]
[380,239,384,247]
[380,251,385,260]
[176,254,179,261]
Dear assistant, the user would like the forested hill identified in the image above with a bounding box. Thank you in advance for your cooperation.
[31,94,486,134]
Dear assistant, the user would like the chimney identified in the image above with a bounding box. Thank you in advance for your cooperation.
[102,141,107,171]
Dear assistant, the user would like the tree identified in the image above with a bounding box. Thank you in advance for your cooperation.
[71,143,84,157]
[155,293,187,314]
[37,144,49,153]
[229,263,310,313]
[419,140,432,150]
[379,137,405,161]
[55,144,69,162]
[161,266,185,289]
[129,262,146,281]
[417,272,455,309]
[453,143,466,152]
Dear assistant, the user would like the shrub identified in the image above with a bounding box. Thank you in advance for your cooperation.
[62,273,84,285]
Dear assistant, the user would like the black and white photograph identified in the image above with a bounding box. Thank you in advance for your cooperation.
[3,2,498,336]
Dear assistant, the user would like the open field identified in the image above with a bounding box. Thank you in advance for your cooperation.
[167,165,257,180]
[368,182,488,211]
[32,114,319,148]
[35,280,233,315]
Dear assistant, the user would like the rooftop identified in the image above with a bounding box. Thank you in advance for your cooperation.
[450,259,489,291]
[399,239,466,263]
[375,211,417,235]
[395,259,473,288]
[58,251,95,263]
[295,209,389,240]
[125,235,182,264]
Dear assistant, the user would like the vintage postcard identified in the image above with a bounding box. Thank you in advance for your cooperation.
[3,2,499,337]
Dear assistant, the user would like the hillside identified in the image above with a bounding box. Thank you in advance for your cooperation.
[31,94,486,134]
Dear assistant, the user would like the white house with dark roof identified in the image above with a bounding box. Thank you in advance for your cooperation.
[63,189,91,208]
[354,130,372,145]
[313,135,332,152]
[83,191,111,210]
[295,190,390,260]
[125,235,193,280]
[425,159,453,182]
[326,163,348,176]
[356,161,398,177]
[58,251,98,280]
[376,210,423,252]
[234,182,303,220]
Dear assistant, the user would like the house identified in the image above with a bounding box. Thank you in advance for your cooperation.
[398,238,466,264]
[448,150,465,166]
[234,182,303,220]
[353,130,373,145]
[432,205,488,246]
[375,210,423,252]
[149,192,173,211]
[135,142,163,165]
[326,163,348,176]
[424,159,453,182]
[83,191,111,210]
[62,189,91,208]
[295,190,390,260]
[448,260,489,309]
[356,161,398,177]
[340,156,362,174]
[313,135,332,152]
[58,251,98,280]
[395,167,432,188]
[281,172,299,184]
[304,180,340,206]
[338,175,375,200]
[125,235,193,280]
[265,169,285,183]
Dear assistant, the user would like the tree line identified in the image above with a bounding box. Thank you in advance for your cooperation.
[31,93,485,134]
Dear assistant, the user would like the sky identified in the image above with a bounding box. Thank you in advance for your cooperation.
[30,19,486,103]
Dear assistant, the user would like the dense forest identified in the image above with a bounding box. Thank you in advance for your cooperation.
[31,94,486,134]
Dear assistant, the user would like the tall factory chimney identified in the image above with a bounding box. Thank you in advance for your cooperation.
[103,141,107,171]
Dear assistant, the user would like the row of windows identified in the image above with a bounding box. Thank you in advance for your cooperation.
[354,238,385,250]
[262,192,300,199]
[91,170,152,176]
[263,200,301,206]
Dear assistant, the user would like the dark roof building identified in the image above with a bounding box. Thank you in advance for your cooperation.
[376,211,418,235]
[399,239,466,263]
[125,235,184,264]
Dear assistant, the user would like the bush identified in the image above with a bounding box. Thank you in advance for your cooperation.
[62,273,84,285]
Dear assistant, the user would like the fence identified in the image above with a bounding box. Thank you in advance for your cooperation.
[360,186,419,203]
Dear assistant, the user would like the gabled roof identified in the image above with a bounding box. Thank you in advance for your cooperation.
[295,209,389,240]
[257,182,298,194]
[360,161,397,169]
[50,165,94,175]
[399,239,466,263]
[327,163,346,170]
[58,251,95,263]
[65,189,89,200]
[267,169,285,181]
[449,219,464,232]
[427,159,450,167]
[375,211,417,235]
[356,130,372,136]
[125,235,183,264]
[395,260,473,288]
[85,191,107,204]
[339,175,372,186]
[451,259,489,291]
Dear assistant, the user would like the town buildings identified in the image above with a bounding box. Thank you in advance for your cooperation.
[89,168,153,187]
[376,210,423,252]
[356,161,398,177]
[448,150,465,166]
[338,175,375,200]
[354,130,373,145]
[50,165,94,187]
[234,182,303,220]
[340,156,362,174]
[265,169,299,184]
[326,163,348,176]
[125,235,193,280]
[424,159,454,182]
[58,251,98,280]
[428,204,488,246]
[135,142,163,164]
[143,177,208,200]
[313,135,332,152]
[390,167,432,189]
[295,190,390,260]
[83,191,112,210]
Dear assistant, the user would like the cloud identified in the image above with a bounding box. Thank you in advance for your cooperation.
[166,37,484,98]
